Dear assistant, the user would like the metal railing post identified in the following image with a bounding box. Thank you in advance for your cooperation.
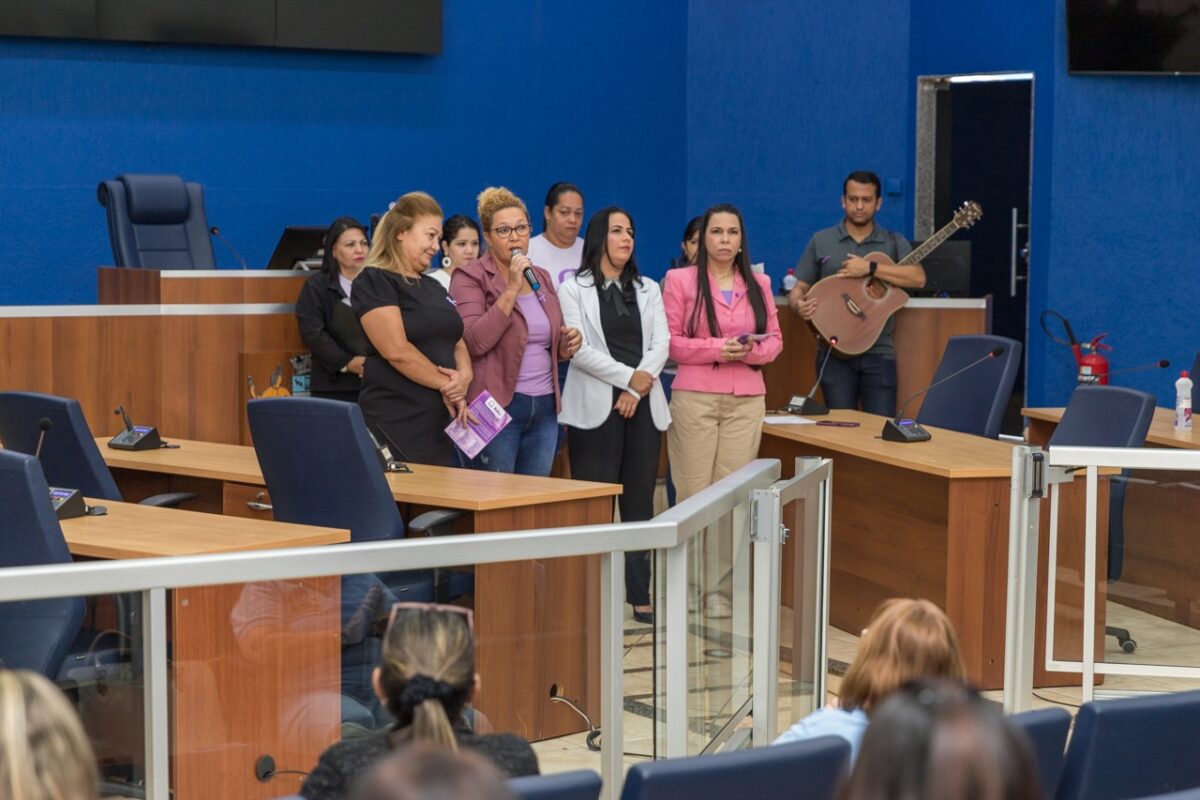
[143,587,169,800]
[664,539,690,757]
[751,486,782,745]
[599,550,625,800]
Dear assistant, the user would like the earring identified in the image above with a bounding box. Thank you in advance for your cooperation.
[738,248,743,253]
[441,256,452,269]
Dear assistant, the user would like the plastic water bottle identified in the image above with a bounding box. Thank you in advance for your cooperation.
[781,268,798,294]
[1176,371,1193,432]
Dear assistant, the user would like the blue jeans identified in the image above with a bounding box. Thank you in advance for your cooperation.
[818,349,898,417]
[468,392,559,476]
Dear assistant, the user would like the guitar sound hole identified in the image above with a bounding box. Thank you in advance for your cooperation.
[864,278,887,300]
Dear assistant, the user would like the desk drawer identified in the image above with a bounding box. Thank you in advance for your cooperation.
[222,482,274,520]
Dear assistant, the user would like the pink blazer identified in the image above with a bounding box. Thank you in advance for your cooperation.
[449,252,565,409]
[662,266,782,396]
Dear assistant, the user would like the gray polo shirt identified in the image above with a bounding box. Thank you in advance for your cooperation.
[795,222,914,357]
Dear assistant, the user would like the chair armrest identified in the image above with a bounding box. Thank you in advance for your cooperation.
[409,509,464,536]
[138,492,197,508]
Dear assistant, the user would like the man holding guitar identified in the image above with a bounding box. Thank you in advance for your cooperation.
[788,171,926,415]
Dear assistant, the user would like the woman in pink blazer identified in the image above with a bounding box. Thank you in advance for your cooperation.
[662,203,782,617]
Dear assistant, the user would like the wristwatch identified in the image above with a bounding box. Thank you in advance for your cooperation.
[868,261,878,277]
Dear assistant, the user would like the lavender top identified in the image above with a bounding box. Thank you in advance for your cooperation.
[514,292,554,397]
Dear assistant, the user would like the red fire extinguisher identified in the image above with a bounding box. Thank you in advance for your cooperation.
[1041,311,1112,386]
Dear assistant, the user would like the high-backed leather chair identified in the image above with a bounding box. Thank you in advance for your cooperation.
[509,770,603,800]
[97,173,215,268]
[1049,384,1156,653]
[917,334,1022,439]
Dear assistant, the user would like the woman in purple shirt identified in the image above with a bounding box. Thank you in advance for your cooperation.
[449,187,581,476]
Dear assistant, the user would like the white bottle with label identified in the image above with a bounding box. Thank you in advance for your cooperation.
[1175,370,1193,432]
[781,268,798,294]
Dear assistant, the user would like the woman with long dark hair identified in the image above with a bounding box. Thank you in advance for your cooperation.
[662,203,782,617]
[559,207,670,624]
[295,216,371,401]
[428,215,481,290]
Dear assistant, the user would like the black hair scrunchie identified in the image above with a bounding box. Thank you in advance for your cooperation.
[398,674,458,711]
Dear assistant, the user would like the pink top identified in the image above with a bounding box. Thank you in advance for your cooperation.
[662,266,782,396]
[514,292,554,396]
[449,251,564,410]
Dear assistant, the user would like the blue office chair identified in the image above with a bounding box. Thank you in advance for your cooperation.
[917,334,1022,438]
[97,173,216,269]
[1011,706,1072,800]
[619,736,850,800]
[509,770,602,800]
[1136,790,1200,800]
[246,397,471,600]
[0,391,193,507]
[1056,690,1200,800]
[1048,385,1156,653]
[0,450,86,679]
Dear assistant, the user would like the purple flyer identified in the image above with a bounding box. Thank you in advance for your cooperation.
[445,390,512,459]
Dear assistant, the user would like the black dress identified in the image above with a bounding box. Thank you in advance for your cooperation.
[295,271,370,401]
[352,267,463,467]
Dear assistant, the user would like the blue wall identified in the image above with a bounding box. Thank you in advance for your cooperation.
[685,0,913,285]
[0,1,687,305]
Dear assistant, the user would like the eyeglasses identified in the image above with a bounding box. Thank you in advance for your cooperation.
[491,224,530,238]
[386,601,474,635]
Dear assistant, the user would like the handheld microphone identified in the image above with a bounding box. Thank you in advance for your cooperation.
[209,226,249,270]
[34,417,51,460]
[881,346,1006,443]
[511,248,541,291]
[783,336,839,416]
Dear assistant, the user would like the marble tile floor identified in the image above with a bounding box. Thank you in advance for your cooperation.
[531,599,1200,775]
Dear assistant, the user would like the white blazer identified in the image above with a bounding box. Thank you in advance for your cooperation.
[558,273,672,431]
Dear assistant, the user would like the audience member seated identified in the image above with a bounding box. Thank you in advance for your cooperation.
[559,207,670,624]
[526,182,584,289]
[296,216,372,402]
[840,678,1040,800]
[449,187,581,476]
[301,602,538,800]
[663,203,781,618]
[349,743,515,800]
[429,215,482,290]
[354,193,474,467]
[773,598,964,763]
[0,669,99,800]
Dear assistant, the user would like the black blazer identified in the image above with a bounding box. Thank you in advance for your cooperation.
[295,271,370,394]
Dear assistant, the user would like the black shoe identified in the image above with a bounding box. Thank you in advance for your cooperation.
[632,608,654,625]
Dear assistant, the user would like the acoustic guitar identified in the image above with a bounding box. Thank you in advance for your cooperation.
[805,200,983,355]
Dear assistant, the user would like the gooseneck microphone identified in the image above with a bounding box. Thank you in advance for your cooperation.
[114,404,135,433]
[784,336,839,416]
[881,345,1006,443]
[511,248,541,291]
[1105,359,1170,379]
[210,226,249,270]
[34,417,52,460]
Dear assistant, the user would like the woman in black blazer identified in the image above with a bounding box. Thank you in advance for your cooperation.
[295,217,371,401]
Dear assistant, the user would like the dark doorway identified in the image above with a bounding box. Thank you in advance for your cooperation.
[926,76,1033,435]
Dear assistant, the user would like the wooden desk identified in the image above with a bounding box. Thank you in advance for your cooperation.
[762,297,991,415]
[1026,406,1200,629]
[97,437,621,741]
[759,410,1100,689]
[61,501,347,800]
[98,268,308,305]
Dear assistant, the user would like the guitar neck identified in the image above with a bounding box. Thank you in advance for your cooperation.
[899,221,961,266]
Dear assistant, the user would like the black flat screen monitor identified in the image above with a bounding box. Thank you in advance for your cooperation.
[909,240,971,298]
[1068,0,1200,74]
[267,226,326,270]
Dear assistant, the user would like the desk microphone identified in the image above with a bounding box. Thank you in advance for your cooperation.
[511,249,540,291]
[783,336,838,416]
[210,226,249,270]
[34,417,52,460]
[881,346,1005,443]
[108,404,164,450]
[1105,359,1170,379]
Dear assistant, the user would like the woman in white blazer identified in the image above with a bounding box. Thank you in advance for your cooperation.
[559,207,670,624]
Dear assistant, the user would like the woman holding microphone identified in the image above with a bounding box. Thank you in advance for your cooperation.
[449,187,581,476]
[663,203,782,617]
[559,207,670,623]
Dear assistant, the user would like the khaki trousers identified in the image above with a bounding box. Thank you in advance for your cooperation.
[666,390,765,594]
